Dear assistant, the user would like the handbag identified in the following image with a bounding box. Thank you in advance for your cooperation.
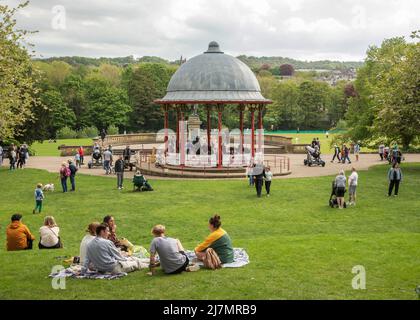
[202,248,222,270]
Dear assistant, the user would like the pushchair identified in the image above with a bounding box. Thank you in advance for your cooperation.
[329,181,347,208]
[304,146,326,167]
[88,147,102,168]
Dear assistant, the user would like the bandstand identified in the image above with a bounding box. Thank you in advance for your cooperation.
[154,41,272,169]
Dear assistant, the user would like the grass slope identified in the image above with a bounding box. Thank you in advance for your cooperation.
[0,163,419,300]
[31,139,93,156]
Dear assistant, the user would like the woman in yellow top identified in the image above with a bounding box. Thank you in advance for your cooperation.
[195,215,234,264]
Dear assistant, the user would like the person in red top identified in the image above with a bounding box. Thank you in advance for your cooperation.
[78,146,84,165]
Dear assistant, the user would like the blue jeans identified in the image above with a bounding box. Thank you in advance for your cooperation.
[104,160,110,174]
[61,177,68,192]
[70,175,76,191]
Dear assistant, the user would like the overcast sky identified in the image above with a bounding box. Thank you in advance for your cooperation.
[3,0,420,61]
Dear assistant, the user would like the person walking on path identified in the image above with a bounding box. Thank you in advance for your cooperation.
[68,159,78,191]
[348,168,358,206]
[103,148,113,175]
[342,144,351,164]
[378,143,385,161]
[264,166,273,197]
[100,129,107,146]
[354,142,361,162]
[78,146,84,165]
[334,170,347,209]
[33,183,44,214]
[59,162,70,193]
[388,163,403,197]
[114,155,125,190]
[9,147,16,170]
[331,144,341,163]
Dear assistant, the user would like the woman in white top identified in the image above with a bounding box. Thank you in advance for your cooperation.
[79,222,100,264]
[264,166,273,197]
[348,167,358,206]
[39,216,61,249]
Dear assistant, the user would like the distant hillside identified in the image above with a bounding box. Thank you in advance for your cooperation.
[34,55,364,71]
[237,55,363,72]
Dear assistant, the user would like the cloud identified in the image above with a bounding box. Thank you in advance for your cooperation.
[4,0,420,61]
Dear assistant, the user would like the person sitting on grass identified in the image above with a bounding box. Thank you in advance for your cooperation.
[133,171,153,191]
[33,183,44,214]
[83,224,144,274]
[80,222,100,265]
[6,214,35,251]
[103,215,120,244]
[39,216,62,249]
[195,215,234,265]
[148,225,199,276]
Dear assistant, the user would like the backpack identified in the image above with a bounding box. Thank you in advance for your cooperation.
[202,248,222,270]
[65,167,71,177]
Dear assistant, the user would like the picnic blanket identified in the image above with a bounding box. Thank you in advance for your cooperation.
[49,264,127,280]
[185,248,249,268]
[49,258,150,280]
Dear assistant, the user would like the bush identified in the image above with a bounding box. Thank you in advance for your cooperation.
[76,126,98,139]
[56,126,77,139]
[107,125,119,135]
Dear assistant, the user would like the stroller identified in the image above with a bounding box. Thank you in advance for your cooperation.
[88,146,102,168]
[329,181,347,208]
[304,146,326,167]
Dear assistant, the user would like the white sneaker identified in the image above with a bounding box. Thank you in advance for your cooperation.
[186,264,200,272]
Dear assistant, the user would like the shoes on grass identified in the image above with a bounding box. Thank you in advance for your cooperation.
[186,264,200,272]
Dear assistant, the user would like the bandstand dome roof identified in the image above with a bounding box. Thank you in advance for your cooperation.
[155,42,271,105]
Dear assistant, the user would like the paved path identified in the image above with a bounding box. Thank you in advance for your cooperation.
[6,153,418,180]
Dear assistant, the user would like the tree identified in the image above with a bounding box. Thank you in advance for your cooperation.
[0,1,40,141]
[84,78,131,131]
[297,81,330,129]
[127,63,176,131]
[341,34,420,149]
[279,64,294,76]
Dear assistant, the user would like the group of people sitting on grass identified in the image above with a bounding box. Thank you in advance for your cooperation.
[6,213,233,276]
[6,214,62,250]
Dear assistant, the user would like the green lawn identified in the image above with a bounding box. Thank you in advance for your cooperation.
[31,139,94,156]
[0,164,419,300]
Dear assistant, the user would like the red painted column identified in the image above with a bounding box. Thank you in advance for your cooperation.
[250,107,255,159]
[180,108,185,167]
[218,105,223,168]
[239,105,244,158]
[176,108,180,153]
[258,105,263,152]
[207,106,211,155]
[164,106,169,155]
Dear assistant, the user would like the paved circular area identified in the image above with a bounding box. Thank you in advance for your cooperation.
[4,153,419,180]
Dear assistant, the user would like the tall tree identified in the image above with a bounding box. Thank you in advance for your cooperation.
[127,63,176,131]
[0,1,40,141]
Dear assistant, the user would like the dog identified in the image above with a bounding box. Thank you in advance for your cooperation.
[42,183,55,192]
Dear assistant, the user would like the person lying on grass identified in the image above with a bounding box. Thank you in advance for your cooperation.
[83,224,145,274]
[148,224,199,276]
[194,215,234,265]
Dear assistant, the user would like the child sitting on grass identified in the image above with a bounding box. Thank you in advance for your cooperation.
[33,183,44,214]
